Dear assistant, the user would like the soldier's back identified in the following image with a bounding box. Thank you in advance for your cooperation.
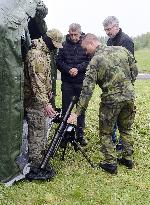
[95,46,135,103]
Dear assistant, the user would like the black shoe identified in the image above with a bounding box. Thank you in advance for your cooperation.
[116,144,123,152]
[25,166,56,181]
[77,137,88,146]
[117,158,133,169]
[99,163,117,174]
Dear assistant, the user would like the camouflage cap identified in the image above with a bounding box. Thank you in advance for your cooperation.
[46,29,63,48]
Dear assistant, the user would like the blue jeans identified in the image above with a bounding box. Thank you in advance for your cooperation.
[112,123,122,145]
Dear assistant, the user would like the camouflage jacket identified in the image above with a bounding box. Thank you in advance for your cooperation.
[76,45,138,115]
[24,38,51,108]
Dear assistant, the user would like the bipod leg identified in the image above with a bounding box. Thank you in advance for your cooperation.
[71,140,95,168]
[60,133,71,161]
[60,143,67,161]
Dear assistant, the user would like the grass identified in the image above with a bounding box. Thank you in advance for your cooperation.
[135,48,150,73]
[0,80,150,205]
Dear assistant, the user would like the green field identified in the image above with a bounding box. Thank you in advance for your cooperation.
[135,48,150,73]
[0,80,150,205]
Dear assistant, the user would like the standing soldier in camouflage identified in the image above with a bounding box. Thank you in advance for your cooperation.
[68,33,138,174]
[20,0,49,170]
[24,34,63,179]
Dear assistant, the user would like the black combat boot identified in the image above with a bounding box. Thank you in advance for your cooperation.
[117,157,133,169]
[99,162,118,174]
[25,165,56,181]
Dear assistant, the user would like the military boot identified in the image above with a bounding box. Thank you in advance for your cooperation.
[25,165,56,181]
[99,162,118,174]
[117,157,133,169]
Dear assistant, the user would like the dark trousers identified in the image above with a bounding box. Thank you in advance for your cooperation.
[61,81,85,136]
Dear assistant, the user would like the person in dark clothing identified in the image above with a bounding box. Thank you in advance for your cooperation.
[103,16,134,55]
[28,1,48,40]
[103,16,135,150]
[56,23,90,146]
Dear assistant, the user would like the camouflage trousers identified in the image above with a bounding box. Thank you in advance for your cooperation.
[26,106,49,167]
[99,100,136,164]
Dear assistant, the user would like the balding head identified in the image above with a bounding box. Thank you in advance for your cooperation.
[81,33,100,55]
[82,33,99,43]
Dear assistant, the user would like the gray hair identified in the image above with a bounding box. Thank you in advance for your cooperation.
[69,23,81,33]
[103,16,119,27]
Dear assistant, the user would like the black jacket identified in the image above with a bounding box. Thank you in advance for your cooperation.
[56,34,90,83]
[107,28,134,55]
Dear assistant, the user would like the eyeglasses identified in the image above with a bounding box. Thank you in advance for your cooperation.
[104,25,116,32]
[69,32,80,37]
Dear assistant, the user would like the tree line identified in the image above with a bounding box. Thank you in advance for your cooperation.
[99,32,150,51]
[133,32,150,50]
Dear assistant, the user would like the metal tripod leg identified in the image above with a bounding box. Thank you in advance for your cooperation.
[71,140,95,168]
[61,143,68,161]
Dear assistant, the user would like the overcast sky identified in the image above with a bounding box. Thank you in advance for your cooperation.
[43,0,150,37]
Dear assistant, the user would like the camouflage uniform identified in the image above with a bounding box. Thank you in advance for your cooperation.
[24,38,51,167]
[76,45,138,164]
[24,29,63,168]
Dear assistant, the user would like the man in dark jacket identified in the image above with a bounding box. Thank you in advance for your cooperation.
[103,16,134,55]
[103,16,135,150]
[56,23,90,146]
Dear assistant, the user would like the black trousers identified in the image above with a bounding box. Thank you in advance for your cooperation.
[61,81,85,135]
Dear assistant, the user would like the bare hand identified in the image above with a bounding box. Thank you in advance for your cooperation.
[44,104,56,117]
[67,113,77,124]
[69,68,78,77]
